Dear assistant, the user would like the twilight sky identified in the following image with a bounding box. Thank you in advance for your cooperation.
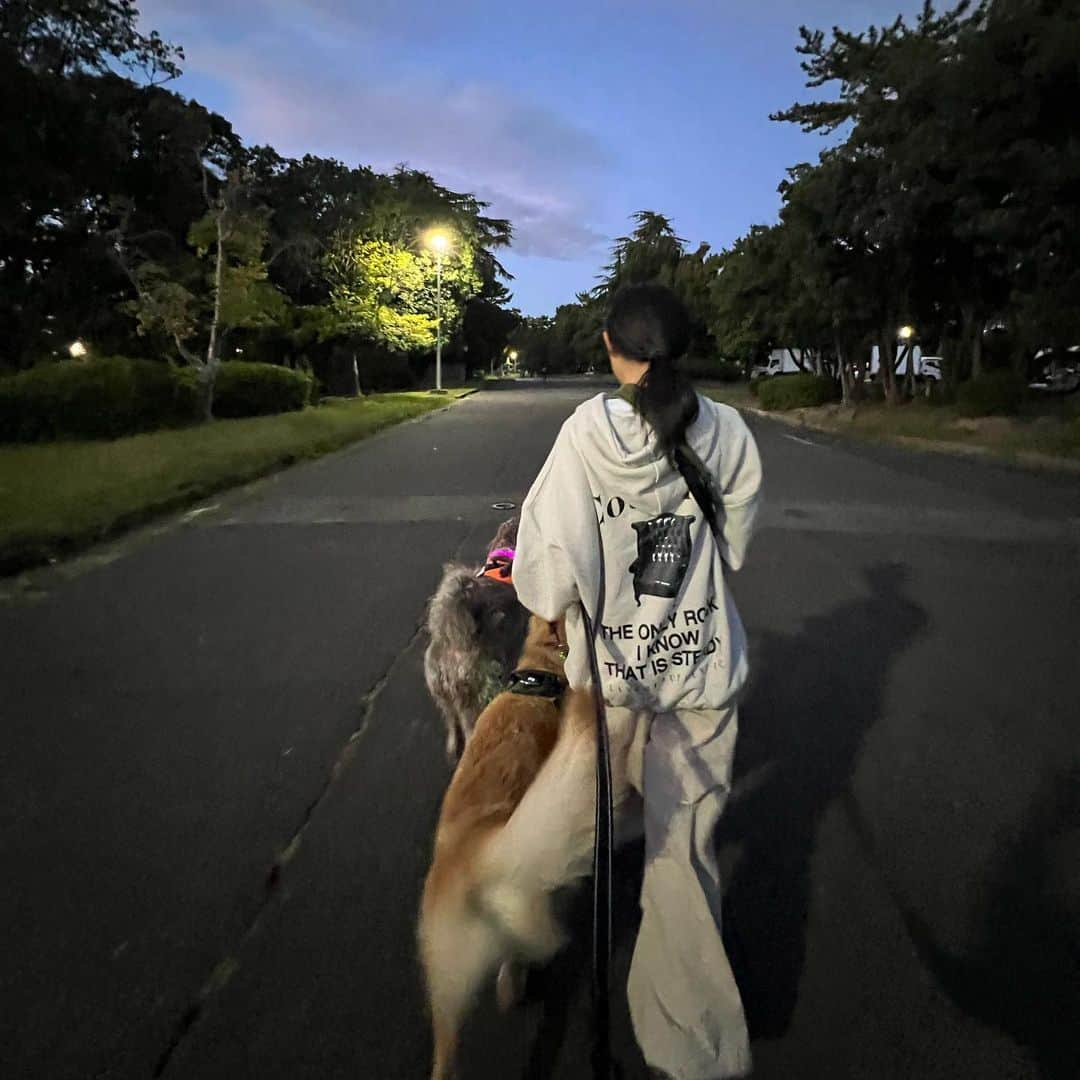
[137,0,925,315]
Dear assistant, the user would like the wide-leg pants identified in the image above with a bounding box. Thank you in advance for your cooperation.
[609,705,751,1080]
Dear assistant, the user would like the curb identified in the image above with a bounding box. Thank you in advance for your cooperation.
[738,405,1080,477]
[0,392,476,584]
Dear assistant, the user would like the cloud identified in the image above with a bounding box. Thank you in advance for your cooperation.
[138,0,612,261]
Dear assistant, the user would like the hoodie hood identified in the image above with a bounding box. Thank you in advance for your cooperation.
[569,392,724,519]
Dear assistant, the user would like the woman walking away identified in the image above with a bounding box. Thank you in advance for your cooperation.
[513,283,762,1079]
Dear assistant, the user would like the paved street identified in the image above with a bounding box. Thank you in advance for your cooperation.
[2,384,1078,1079]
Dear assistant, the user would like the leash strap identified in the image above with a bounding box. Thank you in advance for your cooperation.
[582,591,615,1079]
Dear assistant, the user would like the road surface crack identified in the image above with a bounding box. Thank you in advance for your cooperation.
[152,620,426,1077]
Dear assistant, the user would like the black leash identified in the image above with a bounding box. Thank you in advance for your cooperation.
[581,602,616,1080]
[579,449,716,1080]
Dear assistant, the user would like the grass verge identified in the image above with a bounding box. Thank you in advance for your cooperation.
[705,387,1080,472]
[700,383,756,410]
[0,390,472,575]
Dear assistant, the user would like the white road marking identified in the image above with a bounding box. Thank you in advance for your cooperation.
[783,433,818,447]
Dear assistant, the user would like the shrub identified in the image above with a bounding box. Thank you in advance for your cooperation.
[680,356,741,382]
[358,350,415,393]
[212,361,312,418]
[0,356,199,442]
[757,372,839,411]
[956,372,1026,417]
[862,380,886,403]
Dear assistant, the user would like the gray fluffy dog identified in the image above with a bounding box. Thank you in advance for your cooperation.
[423,517,530,760]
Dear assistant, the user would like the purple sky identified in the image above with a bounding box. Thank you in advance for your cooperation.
[138,0,926,314]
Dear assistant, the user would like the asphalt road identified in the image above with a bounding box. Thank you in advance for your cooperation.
[2,384,1078,1079]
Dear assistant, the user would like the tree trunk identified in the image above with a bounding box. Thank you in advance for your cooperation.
[972,327,984,381]
[905,343,916,399]
[835,334,851,406]
[959,304,980,383]
[201,195,227,422]
[196,366,214,422]
[879,331,900,406]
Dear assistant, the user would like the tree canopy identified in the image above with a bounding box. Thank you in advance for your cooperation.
[524,1,1080,401]
[1,0,517,397]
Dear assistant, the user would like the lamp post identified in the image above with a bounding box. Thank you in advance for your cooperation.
[425,229,451,392]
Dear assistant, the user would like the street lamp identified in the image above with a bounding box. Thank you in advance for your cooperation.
[68,340,87,359]
[425,229,452,392]
[898,325,915,341]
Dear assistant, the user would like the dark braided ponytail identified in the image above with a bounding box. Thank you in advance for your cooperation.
[606,283,718,527]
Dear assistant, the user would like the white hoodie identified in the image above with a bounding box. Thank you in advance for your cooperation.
[514,391,762,713]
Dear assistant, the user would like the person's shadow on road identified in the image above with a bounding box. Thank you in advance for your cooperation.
[718,561,928,1041]
[468,562,928,1078]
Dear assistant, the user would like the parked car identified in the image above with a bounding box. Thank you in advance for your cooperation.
[1029,365,1080,394]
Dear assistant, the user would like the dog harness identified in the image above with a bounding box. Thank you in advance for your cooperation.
[505,668,567,699]
[478,546,515,585]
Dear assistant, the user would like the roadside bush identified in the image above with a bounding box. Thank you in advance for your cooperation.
[956,372,1026,417]
[0,356,199,442]
[212,361,312,418]
[925,380,957,406]
[358,350,415,393]
[681,356,741,382]
[757,372,839,411]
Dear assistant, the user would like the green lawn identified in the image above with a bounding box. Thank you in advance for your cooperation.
[0,390,472,574]
[705,385,1080,469]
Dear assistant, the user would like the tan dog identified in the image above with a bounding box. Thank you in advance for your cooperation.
[419,615,610,1080]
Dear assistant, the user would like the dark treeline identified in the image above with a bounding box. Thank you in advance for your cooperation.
[520,0,1079,404]
[1,0,521,406]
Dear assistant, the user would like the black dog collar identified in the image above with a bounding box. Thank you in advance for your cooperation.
[506,669,567,699]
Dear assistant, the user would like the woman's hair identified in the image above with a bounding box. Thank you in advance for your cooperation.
[606,283,696,462]
[606,283,718,526]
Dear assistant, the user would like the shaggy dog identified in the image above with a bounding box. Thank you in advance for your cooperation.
[424,517,529,760]
[419,615,621,1080]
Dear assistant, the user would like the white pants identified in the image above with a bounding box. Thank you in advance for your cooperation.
[609,705,751,1080]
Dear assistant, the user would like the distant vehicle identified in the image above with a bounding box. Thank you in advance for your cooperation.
[868,344,941,381]
[1029,347,1080,394]
[750,349,810,380]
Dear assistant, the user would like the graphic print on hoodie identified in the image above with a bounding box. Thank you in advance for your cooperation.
[514,392,763,713]
[629,512,695,604]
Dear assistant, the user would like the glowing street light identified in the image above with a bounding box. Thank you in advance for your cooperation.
[68,340,87,359]
[424,229,452,392]
[898,325,915,341]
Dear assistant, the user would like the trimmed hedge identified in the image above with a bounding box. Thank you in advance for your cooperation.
[681,356,741,382]
[357,350,415,393]
[757,373,839,411]
[956,372,1026,417]
[0,357,199,442]
[212,361,313,418]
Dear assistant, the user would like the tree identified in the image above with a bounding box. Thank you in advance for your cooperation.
[119,165,286,417]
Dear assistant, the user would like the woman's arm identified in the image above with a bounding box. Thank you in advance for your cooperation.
[712,405,763,571]
[513,424,589,620]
